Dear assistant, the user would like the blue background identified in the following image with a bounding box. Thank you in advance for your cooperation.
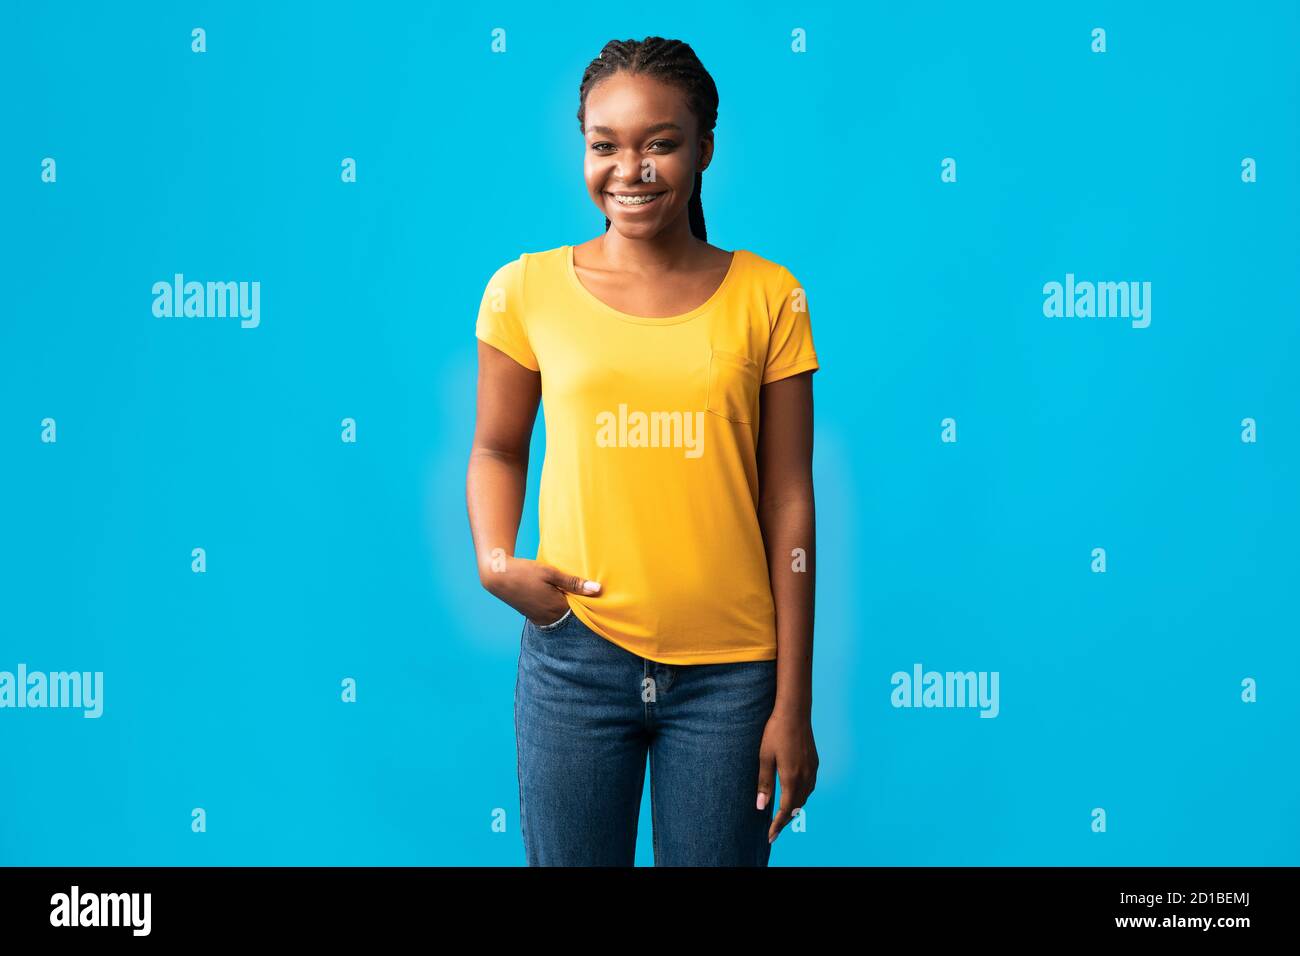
[2,0,1297,865]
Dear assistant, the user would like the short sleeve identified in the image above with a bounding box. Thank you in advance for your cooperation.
[475,256,539,371]
[762,265,819,384]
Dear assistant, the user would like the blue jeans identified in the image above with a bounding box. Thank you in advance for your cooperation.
[514,608,778,866]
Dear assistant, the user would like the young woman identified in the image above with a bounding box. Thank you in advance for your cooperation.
[466,36,819,866]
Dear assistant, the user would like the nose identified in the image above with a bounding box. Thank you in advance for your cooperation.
[608,154,650,185]
[610,157,642,186]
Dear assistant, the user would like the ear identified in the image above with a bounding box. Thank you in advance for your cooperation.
[697,131,715,173]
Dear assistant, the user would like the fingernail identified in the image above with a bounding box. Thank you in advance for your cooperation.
[583,580,601,593]
[756,792,767,810]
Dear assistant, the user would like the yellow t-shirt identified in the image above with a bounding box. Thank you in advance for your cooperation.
[475,245,818,664]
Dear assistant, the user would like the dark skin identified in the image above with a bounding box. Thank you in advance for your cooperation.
[466,70,817,846]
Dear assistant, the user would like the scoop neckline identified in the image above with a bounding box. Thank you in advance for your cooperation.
[565,244,744,326]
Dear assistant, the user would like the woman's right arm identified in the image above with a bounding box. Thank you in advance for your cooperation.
[466,341,599,622]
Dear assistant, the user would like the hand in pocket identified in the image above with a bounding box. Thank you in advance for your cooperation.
[481,555,600,627]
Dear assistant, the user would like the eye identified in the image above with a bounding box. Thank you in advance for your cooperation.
[590,142,616,153]
[648,139,677,151]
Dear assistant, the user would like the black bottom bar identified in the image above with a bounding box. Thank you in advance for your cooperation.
[0,866,1287,941]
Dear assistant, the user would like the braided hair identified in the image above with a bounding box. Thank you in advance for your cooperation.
[577,37,719,241]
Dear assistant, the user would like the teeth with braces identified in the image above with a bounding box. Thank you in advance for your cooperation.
[611,193,662,205]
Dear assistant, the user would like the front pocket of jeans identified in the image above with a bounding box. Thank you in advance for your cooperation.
[531,608,572,632]
[705,349,760,424]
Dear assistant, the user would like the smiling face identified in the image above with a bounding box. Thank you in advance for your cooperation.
[582,71,713,240]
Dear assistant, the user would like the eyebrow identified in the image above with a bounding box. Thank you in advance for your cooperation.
[588,122,683,136]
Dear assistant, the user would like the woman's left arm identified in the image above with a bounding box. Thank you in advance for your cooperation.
[755,370,819,846]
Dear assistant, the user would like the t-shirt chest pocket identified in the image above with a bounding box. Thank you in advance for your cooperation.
[705,349,760,424]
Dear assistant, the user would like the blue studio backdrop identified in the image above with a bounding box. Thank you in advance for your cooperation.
[2,1,1297,865]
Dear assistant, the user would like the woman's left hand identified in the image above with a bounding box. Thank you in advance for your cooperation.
[756,708,819,846]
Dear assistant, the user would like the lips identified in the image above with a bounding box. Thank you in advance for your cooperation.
[607,191,666,207]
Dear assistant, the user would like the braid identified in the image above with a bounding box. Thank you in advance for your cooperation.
[577,37,718,241]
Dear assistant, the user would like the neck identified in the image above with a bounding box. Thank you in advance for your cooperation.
[598,215,700,273]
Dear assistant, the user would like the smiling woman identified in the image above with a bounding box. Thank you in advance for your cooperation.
[466,36,820,868]
[580,45,716,245]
